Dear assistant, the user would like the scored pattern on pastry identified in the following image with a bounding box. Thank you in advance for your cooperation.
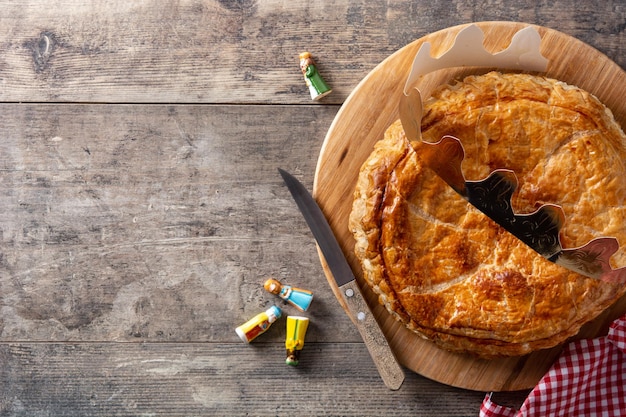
[350,72,626,357]
[414,134,626,283]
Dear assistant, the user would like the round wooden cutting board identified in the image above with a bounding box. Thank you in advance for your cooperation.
[313,21,626,392]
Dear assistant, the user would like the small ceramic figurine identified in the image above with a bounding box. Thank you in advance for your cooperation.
[299,52,332,100]
[285,316,310,366]
[235,305,282,343]
[264,278,313,312]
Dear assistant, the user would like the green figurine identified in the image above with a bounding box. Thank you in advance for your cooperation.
[299,52,332,100]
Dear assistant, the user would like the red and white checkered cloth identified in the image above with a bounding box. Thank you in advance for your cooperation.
[480,313,626,417]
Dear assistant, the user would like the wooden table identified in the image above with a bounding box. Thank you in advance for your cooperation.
[1,2,625,415]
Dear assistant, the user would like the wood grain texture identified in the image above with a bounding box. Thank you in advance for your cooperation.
[0,0,624,104]
[0,342,503,417]
[1,0,625,415]
[0,103,364,343]
[339,280,405,390]
[315,22,626,391]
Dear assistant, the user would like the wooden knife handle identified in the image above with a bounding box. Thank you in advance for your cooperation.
[339,280,405,390]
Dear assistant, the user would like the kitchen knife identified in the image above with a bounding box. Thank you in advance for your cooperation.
[278,168,405,390]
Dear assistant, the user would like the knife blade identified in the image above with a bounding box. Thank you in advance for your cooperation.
[278,168,404,390]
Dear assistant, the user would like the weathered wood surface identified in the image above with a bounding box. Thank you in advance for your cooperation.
[1,0,625,415]
[2,343,509,416]
[0,104,354,342]
[0,0,625,104]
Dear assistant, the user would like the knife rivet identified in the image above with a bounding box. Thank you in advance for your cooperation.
[357,312,366,321]
[345,288,354,297]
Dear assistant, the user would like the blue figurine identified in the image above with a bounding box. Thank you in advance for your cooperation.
[264,278,313,312]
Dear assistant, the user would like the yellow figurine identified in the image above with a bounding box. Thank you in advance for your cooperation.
[285,316,310,366]
[264,278,313,312]
[235,306,282,343]
[299,52,332,100]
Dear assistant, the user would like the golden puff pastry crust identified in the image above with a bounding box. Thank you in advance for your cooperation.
[349,72,626,358]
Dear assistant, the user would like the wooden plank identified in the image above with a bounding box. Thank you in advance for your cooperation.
[0,342,526,416]
[0,103,366,343]
[1,2,625,414]
[0,0,624,104]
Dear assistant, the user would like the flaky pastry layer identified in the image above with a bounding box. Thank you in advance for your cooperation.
[350,72,626,357]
